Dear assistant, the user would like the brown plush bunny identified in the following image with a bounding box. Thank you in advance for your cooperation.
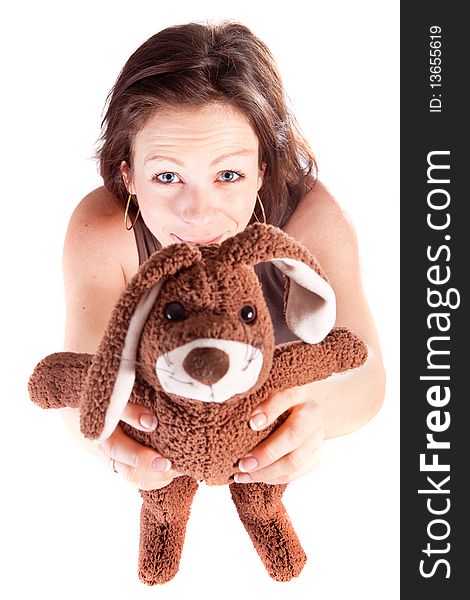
[28,223,368,585]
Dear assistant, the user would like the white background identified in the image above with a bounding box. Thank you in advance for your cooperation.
[1,1,399,598]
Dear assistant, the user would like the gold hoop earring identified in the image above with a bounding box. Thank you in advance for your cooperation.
[253,193,267,224]
[124,193,141,230]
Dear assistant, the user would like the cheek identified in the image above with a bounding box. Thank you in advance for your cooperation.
[233,202,256,222]
[137,195,169,216]
[135,195,175,237]
[134,177,174,212]
[215,196,255,230]
[223,182,257,210]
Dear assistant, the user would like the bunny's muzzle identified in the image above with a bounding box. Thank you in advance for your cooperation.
[155,338,265,403]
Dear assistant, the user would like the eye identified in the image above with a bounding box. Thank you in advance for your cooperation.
[240,305,256,323]
[153,172,181,184]
[218,170,245,183]
[164,301,187,321]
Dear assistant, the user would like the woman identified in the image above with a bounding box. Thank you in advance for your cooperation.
[61,21,385,491]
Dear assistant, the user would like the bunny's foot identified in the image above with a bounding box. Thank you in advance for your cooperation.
[138,476,198,585]
[230,481,306,581]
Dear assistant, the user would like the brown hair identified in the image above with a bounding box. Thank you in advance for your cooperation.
[94,20,317,228]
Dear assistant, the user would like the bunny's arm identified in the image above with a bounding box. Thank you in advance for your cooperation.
[28,352,93,409]
[268,327,368,392]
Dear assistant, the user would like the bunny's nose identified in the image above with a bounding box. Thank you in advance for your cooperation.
[182,347,230,385]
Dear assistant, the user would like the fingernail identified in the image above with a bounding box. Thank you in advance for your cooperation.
[249,412,267,430]
[239,456,259,472]
[140,414,158,430]
[234,473,252,484]
[152,457,171,471]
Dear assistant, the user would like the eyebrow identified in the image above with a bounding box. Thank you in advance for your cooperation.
[144,149,255,166]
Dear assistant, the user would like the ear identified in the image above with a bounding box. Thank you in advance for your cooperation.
[271,257,335,343]
[120,160,134,194]
[219,223,336,343]
[257,162,267,190]
[80,243,202,441]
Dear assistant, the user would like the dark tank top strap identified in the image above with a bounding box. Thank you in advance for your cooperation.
[133,218,299,345]
[133,216,162,265]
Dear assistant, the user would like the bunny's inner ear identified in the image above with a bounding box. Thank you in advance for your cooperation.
[271,258,336,343]
[99,282,163,441]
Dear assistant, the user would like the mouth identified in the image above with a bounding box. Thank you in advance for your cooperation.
[171,233,224,245]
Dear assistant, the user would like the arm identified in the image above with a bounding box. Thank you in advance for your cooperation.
[60,188,178,489]
[282,181,386,438]
[29,352,92,409]
[60,188,130,452]
[269,328,368,392]
[235,182,386,484]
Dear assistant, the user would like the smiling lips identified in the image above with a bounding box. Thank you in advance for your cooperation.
[172,233,224,245]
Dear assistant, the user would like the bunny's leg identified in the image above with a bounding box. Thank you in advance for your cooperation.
[138,475,198,585]
[229,482,306,581]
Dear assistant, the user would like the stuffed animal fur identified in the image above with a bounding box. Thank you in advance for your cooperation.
[28,223,368,585]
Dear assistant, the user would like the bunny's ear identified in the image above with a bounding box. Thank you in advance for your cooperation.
[270,257,335,343]
[219,223,336,343]
[80,243,202,441]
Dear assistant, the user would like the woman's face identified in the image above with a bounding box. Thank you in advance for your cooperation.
[121,103,266,247]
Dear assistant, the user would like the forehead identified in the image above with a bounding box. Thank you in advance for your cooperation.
[133,103,259,163]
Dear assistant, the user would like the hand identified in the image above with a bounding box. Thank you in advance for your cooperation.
[94,403,183,491]
[235,386,325,485]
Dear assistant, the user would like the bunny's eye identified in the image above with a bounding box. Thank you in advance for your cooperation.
[164,301,187,322]
[240,305,256,323]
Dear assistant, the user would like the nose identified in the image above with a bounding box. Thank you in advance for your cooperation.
[179,189,217,226]
[182,347,230,385]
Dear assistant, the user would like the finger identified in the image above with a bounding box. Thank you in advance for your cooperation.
[236,440,322,485]
[248,386,306,431]
[99,424,172,473]
[111,459,183,491]
[120,402,158,432]
[239,403,322,473]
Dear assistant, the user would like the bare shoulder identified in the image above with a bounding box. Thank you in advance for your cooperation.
[63,186,139,284]
[63,186,139,353]
[283,180,359,275]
